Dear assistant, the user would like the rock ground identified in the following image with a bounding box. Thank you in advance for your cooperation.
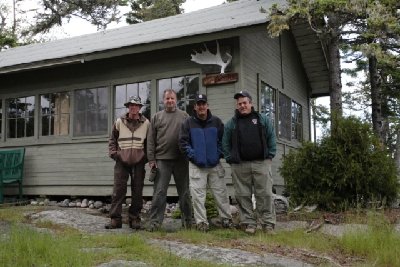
[25,207,315,266]
[7,206,400,267]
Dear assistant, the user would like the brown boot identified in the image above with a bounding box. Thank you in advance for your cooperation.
[105,218,122,229]
[128,217,141,230]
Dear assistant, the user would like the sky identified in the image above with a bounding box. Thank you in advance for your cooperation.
[6,0,226,39]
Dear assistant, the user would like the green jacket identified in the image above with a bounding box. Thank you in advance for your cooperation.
[222,109,276,164]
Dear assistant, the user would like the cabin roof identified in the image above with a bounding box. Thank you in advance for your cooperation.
[0,0,329,96]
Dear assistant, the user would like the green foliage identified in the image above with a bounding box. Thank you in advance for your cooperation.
[171,190,219,219]
[126,0,185,24]
[280,116,399,211]
[205,190,219,219]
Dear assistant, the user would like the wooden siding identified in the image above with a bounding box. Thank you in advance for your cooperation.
[0,27,314,198]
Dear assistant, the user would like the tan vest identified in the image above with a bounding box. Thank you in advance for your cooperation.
[115,118,149,150]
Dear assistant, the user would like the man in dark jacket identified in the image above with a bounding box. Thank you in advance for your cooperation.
[222,90,276,234]
[106,96,150,230]
[179,94,232,232]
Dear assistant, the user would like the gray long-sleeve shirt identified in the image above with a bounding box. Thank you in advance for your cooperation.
[147,108,189,161]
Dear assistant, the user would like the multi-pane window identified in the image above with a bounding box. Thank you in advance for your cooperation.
[157,75,199,116]
[260,82,276,126]
[278,93,291,140]
[292,101,302,140]
[74,87,108,136]
[278,93,303,141]
[6,96,35,138]
[115,81,151,120]
[40,92,70,136]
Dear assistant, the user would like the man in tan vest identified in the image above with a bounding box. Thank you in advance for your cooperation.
[106,96,150,230]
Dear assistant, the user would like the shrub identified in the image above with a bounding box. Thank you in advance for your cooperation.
[280,116,399,211]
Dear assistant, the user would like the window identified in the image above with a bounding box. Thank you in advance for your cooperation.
[260,82,276,126]
[278,93,291,140]
[74,87,108,136]
[40,92,70,136]
[278,93,303,141]
[157,75,199,116]
[115,81,151,120]
[292,101,302,140]
[0,100,2,139]
[6,96,35,138]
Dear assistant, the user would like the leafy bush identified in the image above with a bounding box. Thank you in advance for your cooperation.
[280,116,399,211]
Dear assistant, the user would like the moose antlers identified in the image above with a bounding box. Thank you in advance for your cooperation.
[190,41,232,74]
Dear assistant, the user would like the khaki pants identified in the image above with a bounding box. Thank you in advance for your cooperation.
[231,159,276,227]
[189,162,232,225]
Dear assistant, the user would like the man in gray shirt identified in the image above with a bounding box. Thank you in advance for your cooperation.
[146,89,192,231]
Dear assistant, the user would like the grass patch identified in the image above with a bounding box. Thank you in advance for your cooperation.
[0,224,93,267]
[339,212,400,266]
[1,206,399,266]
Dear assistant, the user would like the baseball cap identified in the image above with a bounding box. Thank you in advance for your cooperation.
[195,94,208,103]
[233,90,252,100]
[124,96,143,107]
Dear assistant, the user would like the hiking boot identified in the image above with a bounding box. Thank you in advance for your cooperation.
[105,218,122,229]
[221,219,234,229]
[129,217,141,230]
[244,225,256,235]
[262,224,276,235]
[145,222,160,232]
[196,222,209,232]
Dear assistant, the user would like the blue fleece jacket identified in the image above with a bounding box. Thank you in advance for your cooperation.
[179,110,224,168]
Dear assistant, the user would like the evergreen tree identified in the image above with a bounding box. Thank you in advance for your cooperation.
[126,0,185,24]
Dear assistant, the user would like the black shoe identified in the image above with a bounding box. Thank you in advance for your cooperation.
[105,219,122,229]
[129,218,141,230]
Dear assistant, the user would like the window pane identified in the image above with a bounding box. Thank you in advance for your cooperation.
[127,83,138,98]
[278,93,291,140]
[41,92,70,136]
[157,75,199,115]
[0,100,2,139]
[114,81,151,120]
[74,87,108,136]
[260,82,276,127]
[6,96,35,139]
[158,78,171,111]
[138,81,151,119]
[115,85,126,109]
[291,101,302,140]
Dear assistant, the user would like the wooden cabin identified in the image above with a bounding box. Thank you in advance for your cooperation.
[0,0,329,198]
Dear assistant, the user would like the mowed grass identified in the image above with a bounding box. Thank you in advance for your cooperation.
[0,206,399,266]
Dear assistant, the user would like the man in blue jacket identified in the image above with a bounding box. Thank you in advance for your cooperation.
[179,94,232,232]
[222,90,276,235]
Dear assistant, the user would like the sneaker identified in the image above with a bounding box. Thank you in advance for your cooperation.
[145,222,160,232]
[244,225,256,235]
[221,219,234,229]
[196,222,209,232]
